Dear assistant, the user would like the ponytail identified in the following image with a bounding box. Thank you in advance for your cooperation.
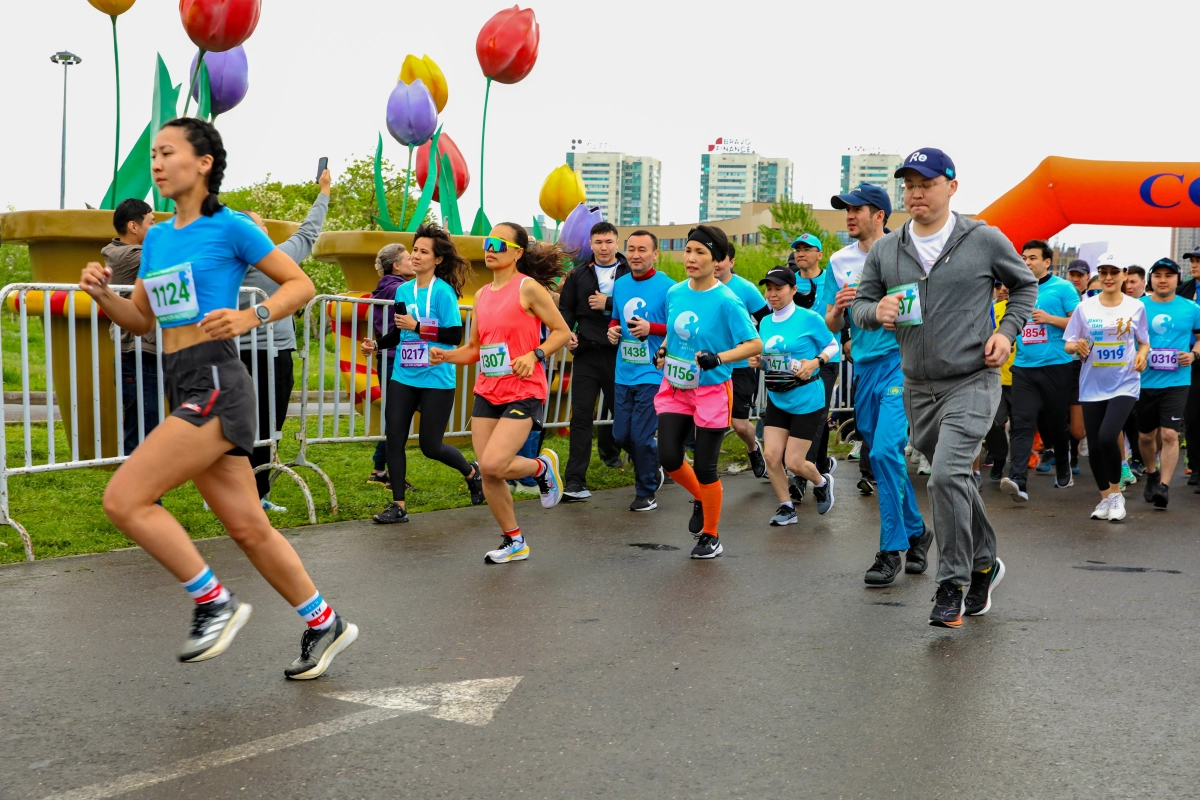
[497,221,567,291]
[413,223,472,298]
[161,117,227,217]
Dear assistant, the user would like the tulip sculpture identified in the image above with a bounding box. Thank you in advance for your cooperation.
[472,5,540,235]
[179,0,261,116]
[539,164,586,226]
[87,0,137,210]
[416,133,470,235]
[384,78,439,230]
[189,45,249,120]
[400,54,449,114]
[559,204,603,264]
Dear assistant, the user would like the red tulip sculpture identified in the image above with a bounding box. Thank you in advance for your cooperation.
[415,133,470,202]
[471,6,540,235]
[178,0,261,115]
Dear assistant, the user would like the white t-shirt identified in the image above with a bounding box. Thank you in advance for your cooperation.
[594,263,618,295]
[828,242,869,289]
[1063,294,1150,402]
[909,213,957,275]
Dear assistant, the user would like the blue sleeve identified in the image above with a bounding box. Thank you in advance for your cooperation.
[226,210,277,266]
[437,283,462,328]
[820,267,836,312]
[743,281,768,313]
[1060,283,1080,315]
[727,297,759,347]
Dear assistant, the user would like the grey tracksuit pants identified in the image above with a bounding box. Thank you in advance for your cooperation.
[904,369,1001,587]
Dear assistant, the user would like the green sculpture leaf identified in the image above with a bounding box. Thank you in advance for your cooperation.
[438,152,463,235]
[197,60,212,122]
[99,122,154,209]
[150,54,180,213]
[405,126,442,233]
[470,207,492,237]
[532,216,544,242]
[373,134,399,231]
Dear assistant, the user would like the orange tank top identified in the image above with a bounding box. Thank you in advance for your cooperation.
[473,276,548,403]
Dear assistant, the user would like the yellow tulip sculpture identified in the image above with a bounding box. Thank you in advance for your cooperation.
[539,164,586,223]
[87,0,137,208]
[399,54,448,113]
[87,0,136,13]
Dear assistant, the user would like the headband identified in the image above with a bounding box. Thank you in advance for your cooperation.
[687,229,727,262]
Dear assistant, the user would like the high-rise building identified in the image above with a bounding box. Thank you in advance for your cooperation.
[565,151,661,226]
[1171,228,1200,259]
[840,152,905,212]
[698,153,794,221]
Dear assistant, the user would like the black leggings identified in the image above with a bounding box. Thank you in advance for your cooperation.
[658,413,724,484]
[385,381,471,501]
[1081,396,1137,491]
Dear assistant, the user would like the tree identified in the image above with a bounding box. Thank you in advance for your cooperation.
[757,198,843,269]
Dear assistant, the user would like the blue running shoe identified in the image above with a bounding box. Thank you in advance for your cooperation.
[536,449,563,508]
[485,534,530,564]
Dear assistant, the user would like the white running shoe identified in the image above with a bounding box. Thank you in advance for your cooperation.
[535,449,563,509]
[1079,438,1089,458]
[1090,496,1112,520]
[917,454,932,475]
[1107,492,1127,522]
[849,440,863,460]
[485,534,530,564]
[261,498,288,513]
[826,456,838,475]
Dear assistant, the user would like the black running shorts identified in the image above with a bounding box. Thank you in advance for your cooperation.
[164,340,258,456]
[1135,386,1188,433]
[472,395,545,430]
[762,397,823,441]
[731,367,759,421]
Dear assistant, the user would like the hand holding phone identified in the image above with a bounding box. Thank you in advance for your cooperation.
[316,157,329,183]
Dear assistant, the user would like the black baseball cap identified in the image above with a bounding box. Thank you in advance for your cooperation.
[831,183,892,217]
[759,267,796,288]
[1066,259,1090,275]
[1183,248,1200,259]
[895,148,956,180]
[1151,257,1182,275]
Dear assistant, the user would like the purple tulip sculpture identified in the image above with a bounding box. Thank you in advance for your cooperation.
[386,78,439,225]
[190,45,250,119]
[559,203,604,263]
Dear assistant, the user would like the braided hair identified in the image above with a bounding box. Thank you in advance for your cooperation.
[161,117,227,217]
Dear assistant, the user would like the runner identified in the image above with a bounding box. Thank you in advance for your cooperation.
[431,223,571,563]
[605,230,673,511]
[360,224,483,524]
[790,232,841,490]
[367,243,414,489]
[1063,253,1150,522]
[983,282,1015,481]
[1065,260,1089,478]
[653,225,761,558]
[1135,258,1200,508]
[754,268,838,525]
[1000,239,1079,501]
[78,118,357,678]
[714,242,771,478]
[823,182,929,586]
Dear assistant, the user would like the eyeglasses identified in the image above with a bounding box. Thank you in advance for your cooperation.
[1097,267,1123,276]
[483,236,522,253]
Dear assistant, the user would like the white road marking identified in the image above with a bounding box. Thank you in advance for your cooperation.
[40,677,522,800]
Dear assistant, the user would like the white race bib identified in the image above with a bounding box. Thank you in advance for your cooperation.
[664,353,700,390]
[143,262,200,325]
[399,340,430,368]
[620,337,651,365]
[889,283,923,327]
[1149,348,1178,371]
[479,342,513,377]
[1022,323,1048,345]
[1092,341,1128,367]
[763,353,792,373]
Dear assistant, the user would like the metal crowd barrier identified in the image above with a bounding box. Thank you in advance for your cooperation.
[0,283,317,562]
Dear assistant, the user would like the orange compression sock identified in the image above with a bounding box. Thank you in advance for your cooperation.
[667,462,703,499]
[697,480,723,535]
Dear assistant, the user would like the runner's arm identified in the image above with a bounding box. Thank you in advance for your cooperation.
[200,249,315,340]
[521,279,571,354]
[436,313,480,365]
[719,338,762,365]
[80,262,156,335]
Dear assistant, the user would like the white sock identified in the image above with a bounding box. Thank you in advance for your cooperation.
[295,591,336,631]
[814,478,826,488]
[182,566,230,605]
[781,501,793,509]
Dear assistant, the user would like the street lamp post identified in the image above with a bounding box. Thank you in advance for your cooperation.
[50,51,82,210]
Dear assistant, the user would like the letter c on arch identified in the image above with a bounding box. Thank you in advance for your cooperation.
[1140,172,1184,209]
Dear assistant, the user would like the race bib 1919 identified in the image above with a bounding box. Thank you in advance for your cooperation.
[1092,341,1128,367]
[143,262,200,324]
[888,283,923,327]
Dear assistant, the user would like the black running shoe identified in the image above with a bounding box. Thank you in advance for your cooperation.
[1143,470,1160,503]
[466,461,485,506]
[864,550,902,586]
[1189,471,1200,486]
[988,459,1005,482]
[748,445,767,479]
[367,471,391,488]
[688,500,705,533]
[929,583,964,628]
[1153,482,1169,509]
[690,533,723,559]
[179,595,252,663]
[857,477,875,496]
[372,503,409,524]
[905,525,934,575]
[562,483,591,503]
[964,558,1006,616]
[630,495,657,512]
[789,475,806,504]
[284,614,360,680]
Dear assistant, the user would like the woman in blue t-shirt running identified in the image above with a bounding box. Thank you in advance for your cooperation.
[78,119,357,679]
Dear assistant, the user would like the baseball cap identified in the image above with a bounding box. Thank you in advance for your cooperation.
[1066,259,1090,275]
[1151,257,1182,274]
[759,267,797,288]
[830,183,892,217]
[791,232,823,251]
[895,148,957,180]
[1096,252,1123,269]
[1183,248,1200,259]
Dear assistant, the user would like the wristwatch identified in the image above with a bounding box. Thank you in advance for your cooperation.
[253,304,271,326]
[533,348,546,362]
[817,354,828,366]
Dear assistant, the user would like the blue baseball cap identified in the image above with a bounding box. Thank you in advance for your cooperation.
[831,183,892,217]
[895,148,956,180]
[791,233,823,251]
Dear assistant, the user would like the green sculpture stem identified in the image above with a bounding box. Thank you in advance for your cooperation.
[110,15,120,207]
[182,49,206,117]
[400,144,414,229]
[478,77,492,225]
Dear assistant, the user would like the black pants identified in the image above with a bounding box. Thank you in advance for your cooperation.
[239,348,294,499]
[804,361,839,472]
[1122,404,1142,467]
[985,384,1012,466]
[120,351,161,456]
[658,413,723,484]
[385,382,471,501]
[1009,363,1073,484]
[565,346,620,487]
[1082,396,1137,491]
[1187,368,1200,471]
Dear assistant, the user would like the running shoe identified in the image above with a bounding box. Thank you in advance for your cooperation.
[562,483,591,503]
[857,477,876,496]
[964,558,1005,616]
[366,471,391,488]
[929,583,964,628]
[630,495,657,512]
[848,440,863,460]
[1108,492,1127,522]
[1053,474,1074,489]
[826,456,838,475]
[1188,471,1200,486]
[973,471,982,487]
[536,450,564,508]
[790,476,807,504]
[603,454,626,470]
[690,533,723,559]
[261,498,288,514]
[662,473,676,485]
[769,504,797,526]
[814,473,834,515]
[1036,453,1053,473]
[905,443,915,462]
[989,458,1005,482]
[372,502,408,524]
[655,466,666,493]
[284,614,359,680]
[748,445,767,479]
[485,534,530,564]
[1153,482,1169,509]
[1090,496,1112,520]
[179,595,252,663]
[688,500,705,534]
[1142,470,1160,503]
[864,550,902,587]
[1120,462,1136,489]
[905,525,934,575]
[1079,438,1089,458]
[466,461,485,506]
[1000,477,1028,502]
[917,454,932,475]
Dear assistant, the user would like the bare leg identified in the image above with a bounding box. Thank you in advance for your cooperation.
[762,426,791,503]
[1070,405,1085,441]
[731,417,758,451]
[782,437,821,484]
[472,416,536,532]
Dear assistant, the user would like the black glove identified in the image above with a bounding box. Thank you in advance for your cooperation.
[695,350,722,371]
[655,345,667,362]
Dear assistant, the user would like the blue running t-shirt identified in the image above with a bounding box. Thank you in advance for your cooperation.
[389,276,463,390]
[611,270,675,386]
[663,280,758,387]
[1140,294,1200,389]
[822,243,898,364]
[1013,274,1079,369]
[759,304,837,415]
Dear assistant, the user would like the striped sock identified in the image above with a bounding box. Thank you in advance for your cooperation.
[505,526,524,544]
[295,591,336,631]
[182,566,230,605]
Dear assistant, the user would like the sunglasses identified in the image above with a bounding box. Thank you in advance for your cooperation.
[1097,267,1124,276]
[1086,288,1102,297]
[483,236,522,253]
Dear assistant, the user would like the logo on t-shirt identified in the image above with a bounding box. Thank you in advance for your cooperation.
[1114,317,1133,337]
[764,335,785,350]
[623,297,646,321]
[674,311,700,340]
[1151,313,1173,335]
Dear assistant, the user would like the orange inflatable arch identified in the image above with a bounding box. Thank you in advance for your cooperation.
[976,157,1200,251]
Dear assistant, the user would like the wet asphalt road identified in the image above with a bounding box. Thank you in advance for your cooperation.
[4,460,1200,799]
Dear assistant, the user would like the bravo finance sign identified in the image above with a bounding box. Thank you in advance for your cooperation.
[707,137,752,154]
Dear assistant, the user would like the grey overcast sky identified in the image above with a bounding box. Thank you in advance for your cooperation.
[2,0,1193,262]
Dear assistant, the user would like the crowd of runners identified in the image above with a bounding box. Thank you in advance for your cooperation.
[79,122,1200,679]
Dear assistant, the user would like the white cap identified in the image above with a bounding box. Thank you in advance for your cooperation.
[1096,252,1122,268]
